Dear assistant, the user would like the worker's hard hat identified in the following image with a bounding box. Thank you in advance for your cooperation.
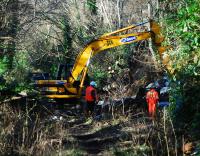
[90,81,97,87]
[149,86,155,89]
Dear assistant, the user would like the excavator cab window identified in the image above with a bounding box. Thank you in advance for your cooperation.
[31,72,49,80]
[56,64,73,80]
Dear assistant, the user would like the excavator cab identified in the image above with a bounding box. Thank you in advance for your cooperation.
[56,64,73,80]
[31,72,50,81]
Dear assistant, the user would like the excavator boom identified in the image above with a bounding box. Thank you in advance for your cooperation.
[71,32,151,83]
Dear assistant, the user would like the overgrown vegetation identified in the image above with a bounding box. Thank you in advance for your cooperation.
[162,0,200,140]
[0,0,200,155]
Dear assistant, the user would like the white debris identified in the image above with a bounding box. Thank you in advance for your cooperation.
[18,91,27,97]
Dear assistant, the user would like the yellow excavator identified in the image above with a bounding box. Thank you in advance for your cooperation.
[34,20,170,99]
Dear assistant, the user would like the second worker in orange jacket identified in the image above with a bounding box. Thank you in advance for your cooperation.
[146,88,159,118]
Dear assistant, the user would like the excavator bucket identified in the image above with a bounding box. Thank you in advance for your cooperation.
[150,21,164,44]
[150,21,174,74]
[158,46,172,55]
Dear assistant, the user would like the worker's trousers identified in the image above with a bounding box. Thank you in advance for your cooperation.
[148,101,157,118]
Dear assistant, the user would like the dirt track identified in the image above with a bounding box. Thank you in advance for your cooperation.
[60,108,154,156]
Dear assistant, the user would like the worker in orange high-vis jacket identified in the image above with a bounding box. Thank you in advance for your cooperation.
[146,87,159,119]
[85,81,98,116]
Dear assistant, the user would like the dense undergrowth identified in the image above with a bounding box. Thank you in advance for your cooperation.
[0,99,182,156]
[162,0,200,141]
[0,100,67,155]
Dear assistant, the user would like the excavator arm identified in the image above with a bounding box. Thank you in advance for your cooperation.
[70,32,151,83]
[35,20,169,99]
